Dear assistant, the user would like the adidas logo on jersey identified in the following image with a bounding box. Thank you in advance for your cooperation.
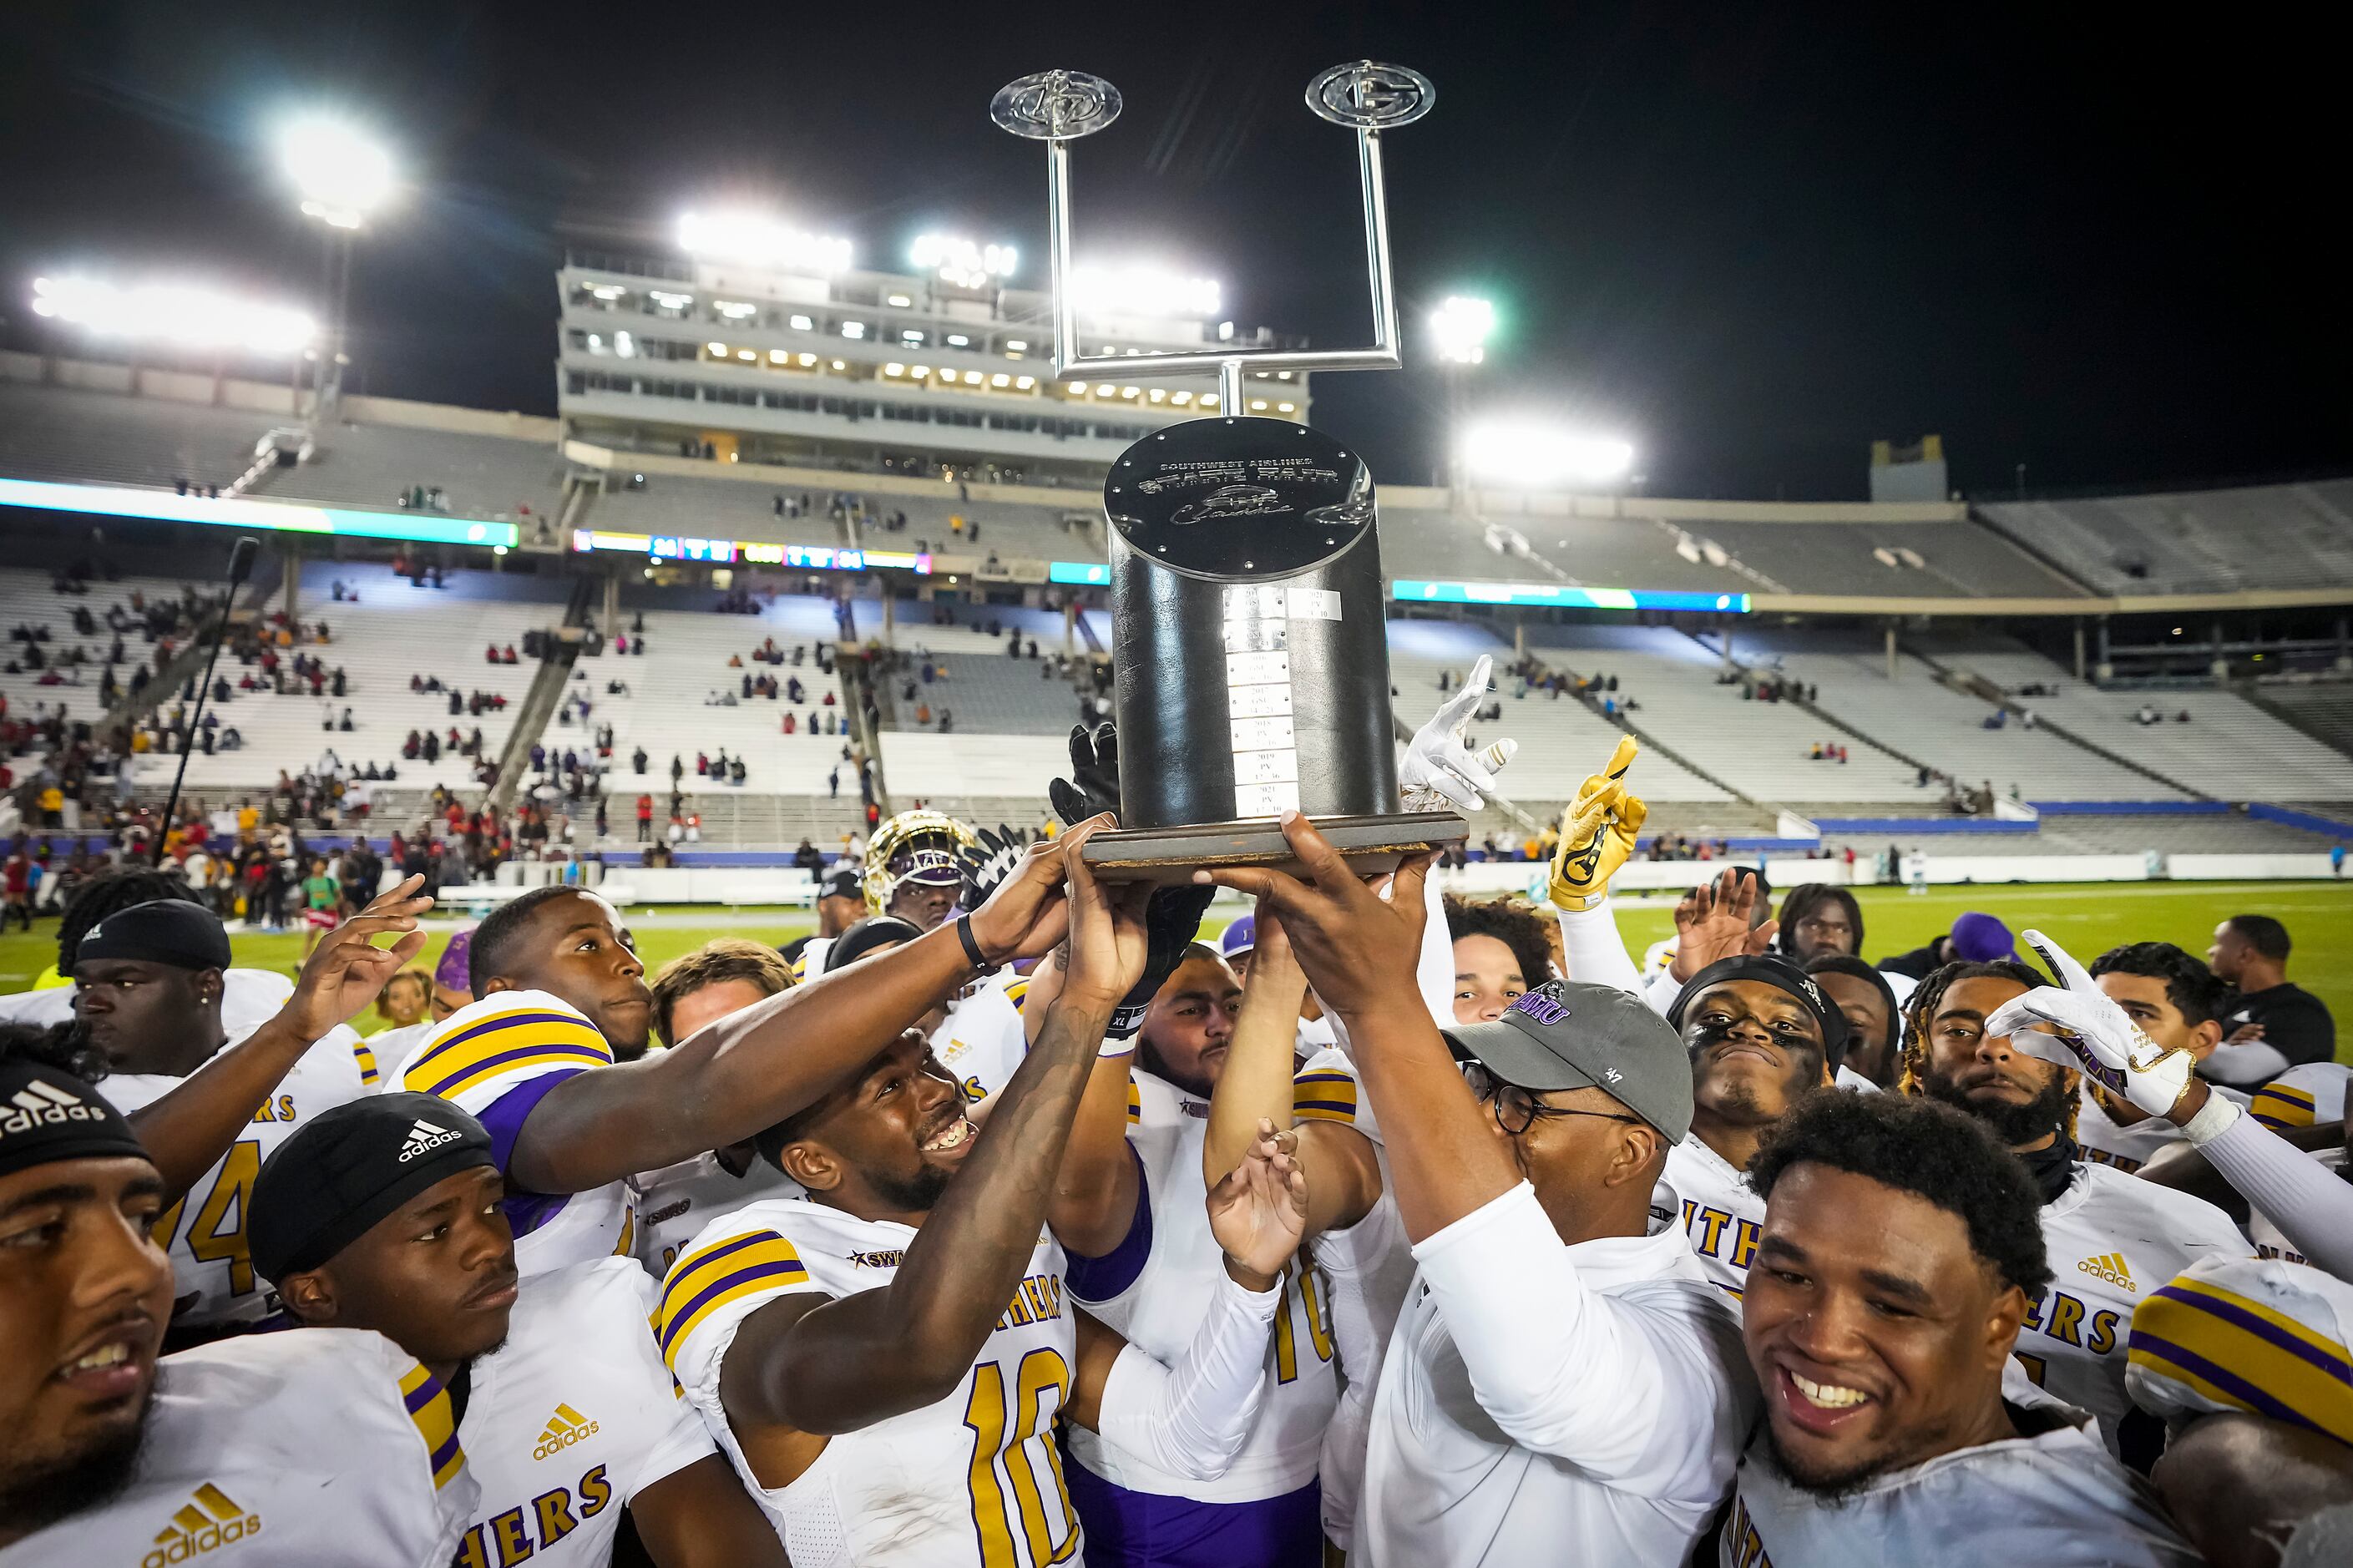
[534,1404,601,1459]
[144,1482,260,1566]
[2077,1252,2136,1291]
[0,1078,105,1137]
[397,1118,461,1163]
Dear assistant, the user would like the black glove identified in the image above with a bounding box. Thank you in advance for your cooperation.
[1106,883,1216,1041]
[955,824,1025,912]
[1050,721,1120,828]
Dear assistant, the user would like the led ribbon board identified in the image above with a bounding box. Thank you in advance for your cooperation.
[1391,579,1751,614]
[569,531,933,574]
[0,476,519,548]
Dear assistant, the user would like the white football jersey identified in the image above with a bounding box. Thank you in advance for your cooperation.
[452,1257,719,1567]
[0,1328,476,1567]
[1718,1402,2199,1566]
[2075,1082,2250,1175]
[929,971,1032,1108]
[2019,1162,2249,1454]
[634,1147,802,1278]
[99,1024,378,1327]
[1663,1135,1763,1300]
[1065,1067,1337,1504]
[660,1196,1083,1567]
[1292,1046,1414,1551]
[393,990,635,1275]
[2249,1060,2352,1133]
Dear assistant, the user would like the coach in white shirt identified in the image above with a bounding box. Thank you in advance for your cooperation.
[1199,815,1755,1568]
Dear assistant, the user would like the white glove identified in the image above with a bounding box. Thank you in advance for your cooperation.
[1401,654,1517,813]
[1983,928,2199,1119]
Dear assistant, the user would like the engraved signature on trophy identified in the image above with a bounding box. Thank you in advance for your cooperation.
[1169,485,1288,525]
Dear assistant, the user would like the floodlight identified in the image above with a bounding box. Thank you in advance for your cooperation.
[1460,418,1635,488]
[1430,295,1495,365]
[910,234,1019,289]
[1069,264,1221,320]
[30,276,316,357]
[677,210,853,275]
[278,116,395,229]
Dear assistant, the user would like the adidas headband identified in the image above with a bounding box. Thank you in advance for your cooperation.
[0,1059,150,1182]
[248,1092,497,1285]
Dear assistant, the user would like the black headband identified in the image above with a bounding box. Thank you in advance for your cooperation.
[0,1060,150,1181]
[249,1092,496,1283]
[1669,953,1851,1066]
[74,899,232,973]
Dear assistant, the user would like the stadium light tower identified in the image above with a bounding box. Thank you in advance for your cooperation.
[277,114,395,420]
[1430,296,1495,505]
[1460,417,1636,490]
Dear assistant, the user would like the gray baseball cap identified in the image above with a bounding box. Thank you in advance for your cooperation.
[1440,980,1694,1142]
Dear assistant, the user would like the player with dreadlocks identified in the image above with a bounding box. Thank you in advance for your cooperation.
[1895,949,2245,1468]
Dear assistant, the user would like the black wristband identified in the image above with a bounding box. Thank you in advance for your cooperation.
[955,913,994,973]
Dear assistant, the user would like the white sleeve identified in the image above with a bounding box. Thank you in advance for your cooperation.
[1643,967,1683,1019]
[1415,866,1455,1027]
[1412,1181,1722,1480]
[1085,1272,1282,1481]
[598,1263,722,1500]
[1553,900,1643,997]
[2204,1039,2294,1085]
[2198,1113,2353,1283]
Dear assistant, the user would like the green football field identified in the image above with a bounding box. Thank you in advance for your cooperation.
[3,882,2348,1061]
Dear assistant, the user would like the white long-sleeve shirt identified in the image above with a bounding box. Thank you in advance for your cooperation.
[1359,1181,1755,1567]
[2197,1109,2353,1283]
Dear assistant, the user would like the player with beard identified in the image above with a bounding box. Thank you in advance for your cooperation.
[657,833,1308,1565]
[1900,952,2246,1464]
[1662,955,1849,1297]
[1723,1090,2199,1565]
[254,1095,785,1567]
[393,835,1083,1279]
[0,1021,478,1564]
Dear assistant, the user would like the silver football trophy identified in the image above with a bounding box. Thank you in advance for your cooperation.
[993,62,1467,881]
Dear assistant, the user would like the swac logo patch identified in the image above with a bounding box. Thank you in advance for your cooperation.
[144,1483,261,1566]
[534,1404,600,1459]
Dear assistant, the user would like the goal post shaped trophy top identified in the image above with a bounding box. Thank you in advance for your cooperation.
[991,62,1469,883]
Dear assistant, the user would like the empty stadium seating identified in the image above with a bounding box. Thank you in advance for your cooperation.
[1980,481,2353,597]
[262,419,567,528]
[0,381,275,493]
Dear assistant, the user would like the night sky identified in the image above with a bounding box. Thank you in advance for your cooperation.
[3,2,2344,501]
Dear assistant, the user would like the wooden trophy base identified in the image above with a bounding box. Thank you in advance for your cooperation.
[1078,812,1469,887]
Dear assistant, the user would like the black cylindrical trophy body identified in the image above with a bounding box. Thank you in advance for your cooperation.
[1105,416,1398,831]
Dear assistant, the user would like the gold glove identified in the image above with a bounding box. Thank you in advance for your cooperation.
[1548,736,1646,912]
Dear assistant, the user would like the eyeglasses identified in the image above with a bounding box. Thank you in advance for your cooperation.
[1462,1061,1643,1137]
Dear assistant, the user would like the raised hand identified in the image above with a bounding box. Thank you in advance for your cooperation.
[1401,653,1516,813]
[1105,882,1216,1040]
[1192,812,1432,1022]
[957,824,1026,911]
[1207,1119,1309,1287]
[1056,823,1153,1014]
[1985,928,2199,1119]
[278,874,434,1044]
[1548,736,1646,912]
[965,824,1083,966]
[1667,867,1779,981]
[1050,721,1121,828]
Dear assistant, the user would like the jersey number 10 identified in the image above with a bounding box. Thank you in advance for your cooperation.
[963,1348,1080,1567]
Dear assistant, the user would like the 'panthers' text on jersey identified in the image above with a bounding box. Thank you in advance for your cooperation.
[0,1328,476,1567]
[2017,1162,2248,1455]
[394,990,635,1275]
[452,1257,720,1567]
[1662,1135,1762,1300]
[659,1196,1082,1567]
[98,1024,377,1327]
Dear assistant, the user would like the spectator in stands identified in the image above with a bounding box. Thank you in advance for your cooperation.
[2205,914,2336,1086]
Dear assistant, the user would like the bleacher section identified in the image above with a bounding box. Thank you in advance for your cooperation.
[1686,518,2087,598]
[0,570,212,735]
[1980,481,2353,597]
[2257,683,2353,758]
[264,421,566,529]
[123,563,558,793]
[1946,645,2353,800]
[871,607,1093,737]
[0,382,274,492]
